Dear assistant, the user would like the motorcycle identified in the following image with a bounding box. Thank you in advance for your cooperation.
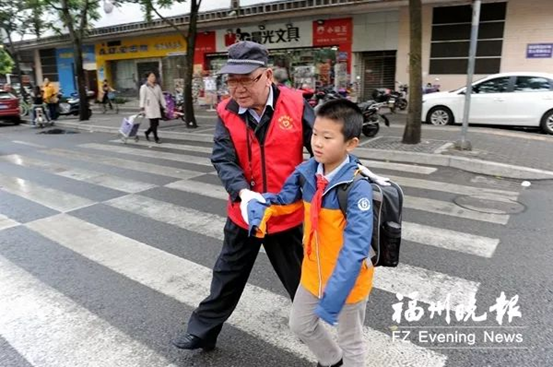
[358,100,390,138]
[57,92,92,118]
[372,86,407,113]
[395,82,409,111]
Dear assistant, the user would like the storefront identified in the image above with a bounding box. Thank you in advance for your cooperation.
[56,46,96,97]
[209,18,353,91]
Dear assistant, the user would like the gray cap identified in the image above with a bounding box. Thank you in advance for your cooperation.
[218,41,269,75]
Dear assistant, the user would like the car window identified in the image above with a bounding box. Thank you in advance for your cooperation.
[474,77,511,94]
[514,76,553,92]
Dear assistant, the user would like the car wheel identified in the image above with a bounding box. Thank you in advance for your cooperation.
[540,110,553,135]
[427,106,454,126]
[13,117,21,125]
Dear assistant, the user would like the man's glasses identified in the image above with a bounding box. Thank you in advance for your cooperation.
[226,71,265,89]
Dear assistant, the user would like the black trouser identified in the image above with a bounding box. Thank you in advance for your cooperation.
[47,103,57,121]
[187,218,304,342]
[102,93,113,109]
[145,118,159,140]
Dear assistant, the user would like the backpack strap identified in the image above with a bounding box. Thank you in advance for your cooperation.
[337,173,365,217]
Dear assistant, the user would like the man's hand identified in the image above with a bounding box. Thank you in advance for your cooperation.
[239,189,266,224]
[358,164,391,186]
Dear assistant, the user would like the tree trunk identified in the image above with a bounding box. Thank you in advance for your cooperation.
[183,0,200,128]
[402,0,423,144]
[73,37,90,121]
[6,32,28,99]
[60,0,90,121]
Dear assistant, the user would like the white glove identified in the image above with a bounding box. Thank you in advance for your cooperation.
[239,189,266,225]
[358,164,391,186]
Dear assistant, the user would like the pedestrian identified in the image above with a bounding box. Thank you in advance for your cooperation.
[139,71,166,144]
[42,78,58,121]
[30,85,49,126]
[171,41,315,351]
[100,79,115,112]
[246,99,375,367]
[273,67,290,88]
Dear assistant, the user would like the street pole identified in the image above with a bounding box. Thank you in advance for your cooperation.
[456,0,481,151]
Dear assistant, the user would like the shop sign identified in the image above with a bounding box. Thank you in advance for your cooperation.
[95,35,187,61]
[526,43,553,58]
[216,21,313,51]
[313,18,352,46]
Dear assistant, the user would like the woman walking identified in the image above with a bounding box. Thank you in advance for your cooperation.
[100,79,116,112]
[139,72,166,144]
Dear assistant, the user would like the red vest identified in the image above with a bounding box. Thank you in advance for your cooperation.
[218,87,305,233]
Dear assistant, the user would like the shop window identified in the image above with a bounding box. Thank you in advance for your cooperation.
[39,48,58,82]
[430,2,506,75]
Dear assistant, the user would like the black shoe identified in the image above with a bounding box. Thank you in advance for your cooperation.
[145,132,150,141]
[171,333,215,351]
[317,359,343,367]
[155,138,161,144]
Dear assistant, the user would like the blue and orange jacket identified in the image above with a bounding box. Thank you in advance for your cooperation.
[248,156,375,325]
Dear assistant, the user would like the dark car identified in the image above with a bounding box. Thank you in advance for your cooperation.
[0,90,21,125]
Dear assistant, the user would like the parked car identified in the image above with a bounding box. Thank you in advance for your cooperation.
[0,90,21,125]
[422,72,553,134]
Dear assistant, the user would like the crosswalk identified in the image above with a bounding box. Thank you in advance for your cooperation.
[0,136,521,367]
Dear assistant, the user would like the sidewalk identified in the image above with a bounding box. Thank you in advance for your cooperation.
[44,110,553,180]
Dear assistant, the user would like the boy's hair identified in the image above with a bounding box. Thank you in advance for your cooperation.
[316,99,363,141]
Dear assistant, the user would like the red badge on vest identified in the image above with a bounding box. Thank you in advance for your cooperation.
[278,115,293,130]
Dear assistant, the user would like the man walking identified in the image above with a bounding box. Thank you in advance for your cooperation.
[172,41,314,351]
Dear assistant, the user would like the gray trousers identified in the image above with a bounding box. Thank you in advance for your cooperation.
[289,285,368,367]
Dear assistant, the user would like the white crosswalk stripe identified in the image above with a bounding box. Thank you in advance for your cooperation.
[80,143,213,167]
[44,149,208,180]
[109,140,438,175]
[0,173,95,212]
[0,154,157,194]
[25,214,448,367]
[0,214,19,231]
[0,255,178,367]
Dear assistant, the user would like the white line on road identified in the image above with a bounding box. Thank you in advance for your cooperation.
[44,149,206,180]
[11,140,47,148]
[26,214,447,367]
[0,255,178,367]
[403,222,499,258]
[0,154,157,194]
[0,214,20,231]
[80,143,212,166]
[0,173,95,213]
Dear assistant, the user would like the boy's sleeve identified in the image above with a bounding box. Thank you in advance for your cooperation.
[315,179,373,325]
[248,169,304,237]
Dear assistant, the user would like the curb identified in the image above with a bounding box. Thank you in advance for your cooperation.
[51,121,553,181]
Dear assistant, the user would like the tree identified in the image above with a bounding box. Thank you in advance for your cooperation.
[402,0,423,144]
[0,47,14,75]
[132,0,202,128]
[44,0,100,121]
[0,0,35,98]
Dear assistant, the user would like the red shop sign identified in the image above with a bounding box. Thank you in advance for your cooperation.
[312,18,352,47]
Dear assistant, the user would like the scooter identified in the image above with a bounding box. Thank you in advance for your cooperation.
[33,106,53,128]
[57,92,92,118]
[358,100,390,138]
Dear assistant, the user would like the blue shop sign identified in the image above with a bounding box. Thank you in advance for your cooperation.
[526,43,553,59]
[56,46,96,96]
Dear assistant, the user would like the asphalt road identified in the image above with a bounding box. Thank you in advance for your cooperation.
[0,123,552,367]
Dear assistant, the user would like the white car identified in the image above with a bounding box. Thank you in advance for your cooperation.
[422,72,553,134]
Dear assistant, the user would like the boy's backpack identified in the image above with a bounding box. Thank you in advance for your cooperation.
[337,174,404,267]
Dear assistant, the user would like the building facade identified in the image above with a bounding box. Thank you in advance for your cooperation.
[14,0,553,102]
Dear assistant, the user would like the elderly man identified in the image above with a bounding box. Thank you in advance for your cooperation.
[172,41,314,351]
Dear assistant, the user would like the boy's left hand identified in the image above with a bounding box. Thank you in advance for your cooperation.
[314,304,338,326]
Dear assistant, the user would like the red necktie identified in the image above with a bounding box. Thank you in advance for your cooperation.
[307,174,328,258]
